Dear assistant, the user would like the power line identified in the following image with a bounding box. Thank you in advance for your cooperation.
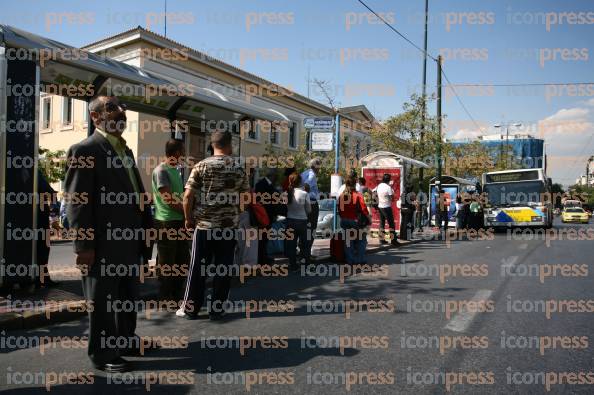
[356,0,437,62]
[445,82,594,87]
[440,68,488,134]
[355,0,488,137]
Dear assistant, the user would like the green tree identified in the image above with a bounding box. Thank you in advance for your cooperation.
[39,147,66,184]
[568,184,594,206]
[369,94,442,191]
[278,144,334,193]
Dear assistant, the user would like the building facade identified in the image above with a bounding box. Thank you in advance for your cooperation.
[449,134,545,170]
[39,27,374,191]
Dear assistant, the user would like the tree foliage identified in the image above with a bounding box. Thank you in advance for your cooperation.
[39,147,66,184]
[370,94,440,160]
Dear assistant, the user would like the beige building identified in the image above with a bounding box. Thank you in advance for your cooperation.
[39,27,375,191]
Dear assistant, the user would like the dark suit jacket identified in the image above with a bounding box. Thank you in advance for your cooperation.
[64,132,153,270]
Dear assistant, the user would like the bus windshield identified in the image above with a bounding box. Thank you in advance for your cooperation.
[484,181,545,206]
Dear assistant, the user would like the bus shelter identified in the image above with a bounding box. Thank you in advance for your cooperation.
[429,175,476,227]
[0,25,287,287]
[360,151,428,232]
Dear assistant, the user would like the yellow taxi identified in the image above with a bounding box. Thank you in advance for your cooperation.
[561,207,590,223]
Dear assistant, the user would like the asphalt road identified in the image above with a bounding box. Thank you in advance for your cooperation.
[2,218,594,394]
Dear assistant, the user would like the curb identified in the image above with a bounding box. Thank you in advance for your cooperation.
[0,300,89,331]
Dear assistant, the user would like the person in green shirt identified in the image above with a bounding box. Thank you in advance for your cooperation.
[151,139,189,300]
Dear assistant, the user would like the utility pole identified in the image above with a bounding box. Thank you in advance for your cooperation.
[436,55,442,184]
[586,155,594,187]
[418,0,429,192]
[164,0,168,37]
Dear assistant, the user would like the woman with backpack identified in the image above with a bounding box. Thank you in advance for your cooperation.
[338,177,370,264]
[284,173,311,271]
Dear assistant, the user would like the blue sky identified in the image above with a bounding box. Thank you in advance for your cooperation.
[2,0,593,185]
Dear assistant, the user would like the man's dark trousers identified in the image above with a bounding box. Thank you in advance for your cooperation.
[183,229,236,315]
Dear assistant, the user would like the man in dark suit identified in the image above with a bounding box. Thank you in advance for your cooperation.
[65,95,153,373]
[255,169,278,264]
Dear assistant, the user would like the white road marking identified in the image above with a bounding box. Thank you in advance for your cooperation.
[444,289,493,333]
[518,243,528,250]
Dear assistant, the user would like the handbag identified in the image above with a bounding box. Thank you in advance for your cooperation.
[355,195,371,229]
[248,203,270,228]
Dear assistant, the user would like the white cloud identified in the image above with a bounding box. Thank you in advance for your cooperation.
[538,106,592,135]
[545,107,589,121]
[538,105,594,186]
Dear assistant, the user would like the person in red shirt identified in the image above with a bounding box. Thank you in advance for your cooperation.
[338,177,370,264]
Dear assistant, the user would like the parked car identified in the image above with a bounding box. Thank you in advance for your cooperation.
[316,198,341,237]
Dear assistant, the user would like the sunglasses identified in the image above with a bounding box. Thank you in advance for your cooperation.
[104,101,127,113]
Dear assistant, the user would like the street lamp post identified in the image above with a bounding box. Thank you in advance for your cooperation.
[494,122,522,168]
[587,156,594,187]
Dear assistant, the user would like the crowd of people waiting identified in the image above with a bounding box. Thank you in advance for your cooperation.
[59,94,485,372]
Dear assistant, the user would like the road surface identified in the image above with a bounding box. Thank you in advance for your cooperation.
[2,218,593,394]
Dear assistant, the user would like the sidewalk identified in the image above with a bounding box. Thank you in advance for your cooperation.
[2,228,440,330]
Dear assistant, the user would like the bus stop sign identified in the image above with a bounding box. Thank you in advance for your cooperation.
[304,117,335,129]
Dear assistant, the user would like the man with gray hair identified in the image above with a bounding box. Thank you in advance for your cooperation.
[64,95,153,372]
[301,158,322,253]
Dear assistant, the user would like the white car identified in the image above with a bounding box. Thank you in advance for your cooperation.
[316,199,341,237]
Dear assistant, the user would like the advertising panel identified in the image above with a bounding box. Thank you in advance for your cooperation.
[363,167,402,231]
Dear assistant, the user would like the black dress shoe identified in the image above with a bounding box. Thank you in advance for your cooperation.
[93,357,130,373]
